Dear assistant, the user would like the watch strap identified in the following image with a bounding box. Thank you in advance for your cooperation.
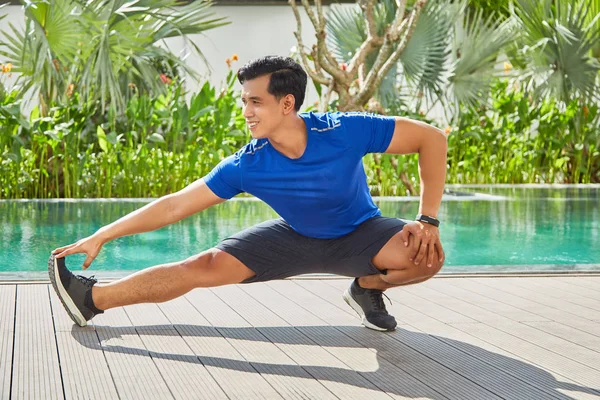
[416,214,440,227]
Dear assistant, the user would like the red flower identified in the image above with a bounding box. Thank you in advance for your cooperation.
[160,74,172,84]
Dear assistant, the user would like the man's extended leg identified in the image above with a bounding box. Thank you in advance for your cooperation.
[49,249,254,326]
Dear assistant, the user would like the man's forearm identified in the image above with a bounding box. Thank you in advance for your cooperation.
[417,127,447,218]
[94,196,178,243]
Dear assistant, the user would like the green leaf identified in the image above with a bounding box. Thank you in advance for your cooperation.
[148,132,165,143]
[97,125,108,152]
[226,129,245,137]
[192,106,215,119]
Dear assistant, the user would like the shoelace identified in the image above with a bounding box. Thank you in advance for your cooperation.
[75,275,97,287]
[368,290,392,313]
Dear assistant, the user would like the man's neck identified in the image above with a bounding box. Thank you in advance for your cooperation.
[268,114,307,160]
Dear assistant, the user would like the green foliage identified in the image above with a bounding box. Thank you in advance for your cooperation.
[446,80,599,184]
[360,78,600,196]
[325,0,515,112]
[466,0,510,18]
[510,0,600,103]
[0,71,249,199]
[0,0,228,115]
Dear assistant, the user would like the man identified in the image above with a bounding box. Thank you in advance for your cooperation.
[50,56,446,332]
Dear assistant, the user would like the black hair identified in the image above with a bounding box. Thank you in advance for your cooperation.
[237,56,308,111]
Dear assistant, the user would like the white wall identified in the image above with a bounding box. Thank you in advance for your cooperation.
[0,3,340,109]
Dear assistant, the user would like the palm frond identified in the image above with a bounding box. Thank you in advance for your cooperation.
[513,0,600,102]
[325,4,365,63]
[2,0,228,114]
[450,6,516,106]
[400,0,458,103]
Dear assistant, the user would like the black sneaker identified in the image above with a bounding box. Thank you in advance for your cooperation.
[343,278,397,331]
[48,254,103,327]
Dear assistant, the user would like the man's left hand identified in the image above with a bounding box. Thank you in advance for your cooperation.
[398,221,445,268]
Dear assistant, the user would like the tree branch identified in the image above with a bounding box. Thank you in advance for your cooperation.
[390,0,408,38]
[310,0,347,82]
[356,0,426,106]
[320,79,335,112]
[289,0,330,84]
[375,1,425,89]
[362,0,377,41]
[347,0,382,78]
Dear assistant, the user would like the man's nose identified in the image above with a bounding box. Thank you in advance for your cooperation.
[243,104,254,118]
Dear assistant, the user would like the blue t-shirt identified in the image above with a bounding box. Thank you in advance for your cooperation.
[204,112,396,238]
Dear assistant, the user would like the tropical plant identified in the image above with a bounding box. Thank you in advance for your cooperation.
[467,0,510,19]
[446,79,599,184]
[290,0,515,114]
[0,0,228,115]
[0,70,249,199]
[510,0,600,103]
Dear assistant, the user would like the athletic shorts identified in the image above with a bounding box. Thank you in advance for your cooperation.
[215,216,406,283]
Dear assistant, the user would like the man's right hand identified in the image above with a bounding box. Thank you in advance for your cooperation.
[51,234,105,270]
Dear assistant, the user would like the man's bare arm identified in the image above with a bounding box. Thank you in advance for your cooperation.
[53,179,225,268]
[384,117,448,267]
[384,117,447,217]
[95,179,224,242]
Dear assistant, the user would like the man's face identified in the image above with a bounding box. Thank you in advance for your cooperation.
[241,74,286,139]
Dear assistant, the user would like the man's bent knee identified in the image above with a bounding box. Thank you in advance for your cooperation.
[373,233,444,278]
[181,248,255,287]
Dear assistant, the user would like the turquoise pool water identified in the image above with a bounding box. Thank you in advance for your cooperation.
[1,186,598,279]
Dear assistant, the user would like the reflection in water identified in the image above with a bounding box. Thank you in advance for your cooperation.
[0,188,598,275]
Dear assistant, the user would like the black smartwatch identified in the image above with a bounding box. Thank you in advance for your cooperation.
[416,214,440,227]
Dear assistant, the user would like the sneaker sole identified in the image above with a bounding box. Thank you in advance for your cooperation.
[342,288,389,332]
[48,255,87,327]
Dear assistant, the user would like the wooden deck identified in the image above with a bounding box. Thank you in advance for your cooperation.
[1,276,600,399]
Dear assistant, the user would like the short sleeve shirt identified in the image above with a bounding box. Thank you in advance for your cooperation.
[204,112,396,238]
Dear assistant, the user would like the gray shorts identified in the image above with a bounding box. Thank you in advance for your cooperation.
[216,216,406,283]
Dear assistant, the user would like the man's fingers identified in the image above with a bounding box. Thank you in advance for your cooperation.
[398,229,410,247]
[409,236,421,261]
[435,241,445,263]
[414,241,428,265]
[427,243,435,268]
[82,255,95,270]
[52,244,75,256]
[55,247,78,259]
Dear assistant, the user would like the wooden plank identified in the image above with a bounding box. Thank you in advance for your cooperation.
[159,296,286,400]
[211,284,391,400]
[93,306,174,399]
[11,285,62,400]
[326,279,478,324]
[449,321,600,391]
[420,279,548,322]
[277,280,510,400]
[123,302,229,400]
[0,285,16,400]
[472,278,600,321]
[497,278,600,312]
[557,277,600,292]
[538,278,600,301]
[522,321,600,353]
[184,288,286,399]
[295,280,600,400]
[396,282,600,371]
[448,279,600,337]
[48,288,119,399]
[243,282,448,400]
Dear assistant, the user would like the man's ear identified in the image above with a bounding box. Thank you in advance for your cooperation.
[282,94,296,114]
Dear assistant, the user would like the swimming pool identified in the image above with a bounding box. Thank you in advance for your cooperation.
[1,186,598,280]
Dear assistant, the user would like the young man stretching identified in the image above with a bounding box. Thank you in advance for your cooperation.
[50,56,447,332]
